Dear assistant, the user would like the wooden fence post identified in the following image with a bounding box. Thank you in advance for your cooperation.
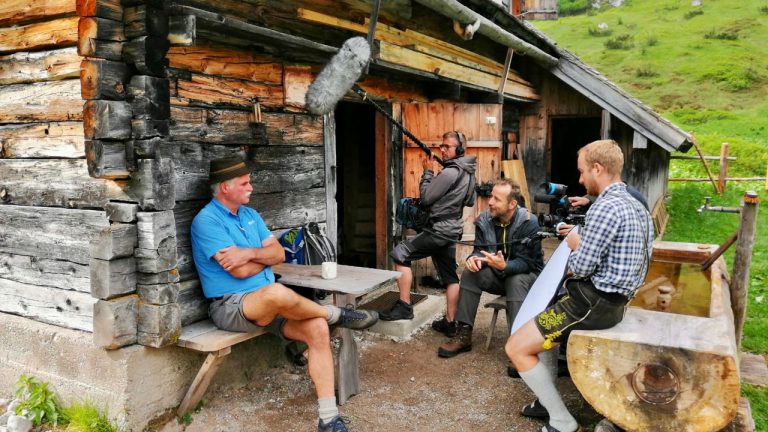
[718,142,729,194]
[731,191,759,348]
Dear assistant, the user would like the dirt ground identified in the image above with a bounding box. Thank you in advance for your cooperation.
[154,290,603,432]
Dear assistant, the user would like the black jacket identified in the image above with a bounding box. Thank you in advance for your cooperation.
[471,207,544,277]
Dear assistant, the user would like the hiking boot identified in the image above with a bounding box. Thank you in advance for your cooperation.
[437,324,472,358]
[317,415,350,432]
[521,399,549,419]
[379,299,414,321]
[431,316,457,337]
[337,307,379,330]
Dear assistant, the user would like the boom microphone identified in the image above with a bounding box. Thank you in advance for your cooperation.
[305,37,371,115]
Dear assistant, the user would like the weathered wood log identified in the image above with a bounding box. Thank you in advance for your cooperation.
[178,279,208,326]
[0,79,82,123]
[83,100,132,139]
[138,302,181,347]
[135,239,178,273]
[80,58,130,100]
[85,140,130,179]
[167,45,282,83]
[0,122,84,159]
[132,137,165,158]
[93,295,138,348]
[78,36,122,61]
[283,65,313,110]
[168,15,196,46]
[169,106,266,145]
[173,201,206,280]
[249,188,327,230]
[0,252,90,293]
[137,268,180,285]
[0,16,78,55]
[90,223,137,260]
[132,119,169,139]
[124,5,168,39]
[173,72,284,109]
[137,210,176,250]
[79,17,125,42]
[568,257,739,432]
[105,201,138,222]
[160,142,244,201]
[0,277,95,331]
[0,47,80,85]
[121,0,164,8]
[0,0,77,26]
[0,159,130,208]
[123,36,169,76]
[261,112,324,146]
[248,146,324,193]
[90,257,137,300]
[77,0,123,21]
[138,282,179,305]
[128,75,170,120]
[124,157,176,210]
[731,191,759,347]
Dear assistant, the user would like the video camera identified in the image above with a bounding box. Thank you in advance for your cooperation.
[533,182,586,233]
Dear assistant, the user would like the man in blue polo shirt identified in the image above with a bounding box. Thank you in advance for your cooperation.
[191,157,378,432]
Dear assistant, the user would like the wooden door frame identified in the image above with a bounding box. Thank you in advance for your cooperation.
[375,107,397,269]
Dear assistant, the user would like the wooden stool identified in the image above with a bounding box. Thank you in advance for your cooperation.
[483,295,507,350]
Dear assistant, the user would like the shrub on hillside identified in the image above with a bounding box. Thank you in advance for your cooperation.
[702,65,760,91]
[605,34,634,50]
[760,5,768,14]
[560,0,591,16]
[588,26,613,37]
[684,9,704,19]
[635,65,659,77]
[704,28,739,40]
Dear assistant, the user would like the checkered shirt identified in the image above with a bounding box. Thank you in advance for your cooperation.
[568,182,655,297]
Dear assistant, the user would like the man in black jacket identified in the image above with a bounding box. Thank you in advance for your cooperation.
[438,178,544,357]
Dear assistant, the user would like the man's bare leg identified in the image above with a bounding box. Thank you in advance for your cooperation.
[395,263,412,304]
[283,318,334,397]
[242,283,330,326]
[444,282,459,321]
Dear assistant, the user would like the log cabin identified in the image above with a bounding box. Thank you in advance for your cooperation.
[0,0,693,428]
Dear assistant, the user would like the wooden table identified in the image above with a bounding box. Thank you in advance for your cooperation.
[272,263,401,404]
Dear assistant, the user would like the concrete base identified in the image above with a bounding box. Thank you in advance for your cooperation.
[0,313,283,431]
[367,294,444,340]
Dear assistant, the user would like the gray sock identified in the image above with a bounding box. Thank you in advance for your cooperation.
[539,348,558,380]
[318,397,339,424]
[325,305,342,324]
[519,361,578,432]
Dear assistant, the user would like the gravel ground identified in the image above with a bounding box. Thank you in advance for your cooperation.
[155,291,599,432]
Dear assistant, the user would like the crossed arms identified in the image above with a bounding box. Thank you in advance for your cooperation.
[214,237,285,279]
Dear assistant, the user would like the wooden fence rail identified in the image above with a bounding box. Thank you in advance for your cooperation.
[669,142,768,193]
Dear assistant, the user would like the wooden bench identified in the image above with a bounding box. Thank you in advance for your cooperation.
[483,295,507,350]
[177,319,266,416]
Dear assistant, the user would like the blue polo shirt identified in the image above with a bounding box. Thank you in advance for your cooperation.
[190,199,276,298]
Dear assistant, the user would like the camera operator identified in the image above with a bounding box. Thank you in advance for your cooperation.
[557,185,649,237]
[505,140,654,432]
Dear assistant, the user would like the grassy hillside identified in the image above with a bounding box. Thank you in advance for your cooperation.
[532,1,768,428]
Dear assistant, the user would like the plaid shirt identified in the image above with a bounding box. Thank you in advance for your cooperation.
[568,182,654,297]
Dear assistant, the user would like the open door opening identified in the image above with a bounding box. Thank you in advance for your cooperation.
[334,102,377,268]
[549,116,602,197]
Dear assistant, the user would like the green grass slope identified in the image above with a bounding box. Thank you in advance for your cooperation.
[533,1,768,428]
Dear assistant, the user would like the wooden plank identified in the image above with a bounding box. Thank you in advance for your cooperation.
[80,58,130,100]
[173,72,284,109]
[250,146,325,193]
[76,0,122,21]
[272,263,400,295]
[0,122,84,159]
[500,159,531,213]
[90,257,137,300]
[284,65,313,109]
[160,142,246,202]
[169,106,265,145]
[0,79,82,123]
[178,278,208,325]
[123,157,176,211]
[106,202,139,222]
[177,348,231,416]
[93,295,138,349]
[0,252,90,293]
[249,188,327,230]
[0,47,80,85]
[0,0,76,26]
[178,320,264,352]
[324,112,338,253]
[0,277,95,331]
[633,131,648,149]
[262,112,324,146]
[0,159,130,208]
[167,45,283,83]
[128,75,170,120]
[378,42,539,101]
[83,100,132,139]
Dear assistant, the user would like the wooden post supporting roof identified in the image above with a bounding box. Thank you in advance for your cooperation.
[731,191,759,348]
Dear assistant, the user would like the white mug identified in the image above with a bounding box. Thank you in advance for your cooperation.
[321,262,337,279]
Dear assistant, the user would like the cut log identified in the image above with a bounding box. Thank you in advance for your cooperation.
[138,302,181,347]
[83,100,132,139]
[132,137,165,158]
[90,257,137,300]
[0,47,80,85]
[248,188,327,230]
[173,72,284,109]
[90,223,137,260]
[169,106,266,145]
[0,252,90,293]
[0,0,76,26]
[79,17,125,42]
[0,79,82,123]
[93,295,138,349]
[248,146,324,193]
[128,75,170,120]
[0,277,95,331]
[261,112,324,146]
[131,119,169,139]
[167,45,282,83]
[137,210,176,250]
[0,122,84,159]
[80,58,130,100]
[137,268,180,285]
[173,201,205,280]
[76,0,123,21]
[85,140,130,179]
[78,35,122,61]
[105,201,139,222]
[283,65,313,110]
[137,282,179,305]
[568,257,739,432]
[124,5,168,39]
[0,16,78,55]
[168,15,196,46]
[124,157,176,210]
[122,36,169,76]
[0,159,130,208]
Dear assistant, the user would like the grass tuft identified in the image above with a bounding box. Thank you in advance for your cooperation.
[588,26,613,37]
[684,9,704,19]
[63,401,121,432]
[704,27,739,40]
[605,34,635,50]
[635,65,659,78]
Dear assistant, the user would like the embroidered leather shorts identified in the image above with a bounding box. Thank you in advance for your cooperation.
[534,278,628,349]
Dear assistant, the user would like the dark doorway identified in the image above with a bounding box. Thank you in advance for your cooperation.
[549,117,602,197]
[335,102,377,268]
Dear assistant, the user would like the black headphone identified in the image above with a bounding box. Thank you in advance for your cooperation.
[452,131,466,156]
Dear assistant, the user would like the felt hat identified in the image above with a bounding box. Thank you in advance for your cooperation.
[209,157,250,185]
